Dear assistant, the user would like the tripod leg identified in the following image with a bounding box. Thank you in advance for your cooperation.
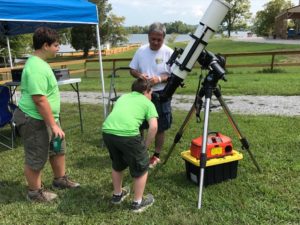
[198,97,211,209]
[214,89,262,173]
[163,103,196,165]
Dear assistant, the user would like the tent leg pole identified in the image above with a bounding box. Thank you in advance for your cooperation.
[6,36,13,68]
[96,24,107,118]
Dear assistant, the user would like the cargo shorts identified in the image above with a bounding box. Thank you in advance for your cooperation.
[13,108,66,171]
[102,132,149,178]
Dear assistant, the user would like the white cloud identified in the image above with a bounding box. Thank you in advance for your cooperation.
[109,0,207,25]
[109,0,300,26]
[157,0,205,17]
[192,5,204,18]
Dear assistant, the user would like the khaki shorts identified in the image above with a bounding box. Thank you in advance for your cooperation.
[13,108,66,171]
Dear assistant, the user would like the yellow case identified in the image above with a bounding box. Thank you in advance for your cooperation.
[181,150,243,167]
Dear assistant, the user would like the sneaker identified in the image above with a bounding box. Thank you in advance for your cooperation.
[131,194,154,213]
[111,186,130,204]
[52,175,80,189]
[149,156,161,169]
[27,188,57,203]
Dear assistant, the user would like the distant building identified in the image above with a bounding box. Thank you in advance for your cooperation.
[58,44,76,53]
[275,5,300,39]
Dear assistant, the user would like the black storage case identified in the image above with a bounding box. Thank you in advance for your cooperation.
[181,150,243,186]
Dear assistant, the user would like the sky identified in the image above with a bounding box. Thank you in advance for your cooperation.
[109,0,300,26]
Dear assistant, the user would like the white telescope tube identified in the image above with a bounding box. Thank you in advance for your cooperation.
[162,0,232,99]
[172,0,232,79]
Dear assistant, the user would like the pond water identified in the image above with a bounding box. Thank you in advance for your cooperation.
[127,31,249,44]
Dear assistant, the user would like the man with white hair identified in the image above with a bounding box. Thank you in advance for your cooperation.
[129,22,174,168]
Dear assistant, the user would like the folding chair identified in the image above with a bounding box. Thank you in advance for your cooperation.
[106,67,130,114]
[0,85,16,149]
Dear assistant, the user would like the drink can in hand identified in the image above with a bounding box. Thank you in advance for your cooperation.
[52,136,62,153]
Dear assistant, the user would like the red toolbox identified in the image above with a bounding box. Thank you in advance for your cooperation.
[190,132,233,159]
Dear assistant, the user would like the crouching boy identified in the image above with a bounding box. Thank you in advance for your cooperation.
[102,78,158,213]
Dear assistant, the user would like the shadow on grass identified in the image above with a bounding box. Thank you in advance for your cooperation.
[148,165,191,190]
[74,154,111,170]
[57,182,119,215]
[65,130,105,150]
[0,180,27,204]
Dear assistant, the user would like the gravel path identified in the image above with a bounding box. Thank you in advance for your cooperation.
[59,91,300,117]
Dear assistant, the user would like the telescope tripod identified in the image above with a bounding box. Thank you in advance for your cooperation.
[162,72,262,209]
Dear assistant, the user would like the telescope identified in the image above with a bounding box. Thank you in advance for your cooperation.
[157,0,261,211]
[161,0,232,100]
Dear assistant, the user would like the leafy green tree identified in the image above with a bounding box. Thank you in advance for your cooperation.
[221,0,251,37]
[0,30,72,66]
[165,21,189,33]
[0,34,32,55]
[166,33,178,44]
[125,22,196,34]
[126,26,146,34]
[57,28,72,45]
[253,0,294,36]
[71,25,96,57]
[70,0,127,57]
[0,34,32,66]
[103,14,128,46]
[97,1,127,40]
[90,0,112,43]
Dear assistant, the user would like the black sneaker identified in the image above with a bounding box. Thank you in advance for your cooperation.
[111,186,130,204]
[131,194,154,213]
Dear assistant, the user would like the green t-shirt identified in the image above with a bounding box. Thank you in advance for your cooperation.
[102,92,158,136]
[18,56,60,120]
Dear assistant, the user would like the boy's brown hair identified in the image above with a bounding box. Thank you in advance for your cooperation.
[33,27,59,50]
[131,78,152,94]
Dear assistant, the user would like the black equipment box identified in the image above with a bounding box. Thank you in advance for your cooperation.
[181,150,243,186]
[52,68,70,81]
[11,68,23,82]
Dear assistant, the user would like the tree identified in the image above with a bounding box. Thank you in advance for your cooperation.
[104,14,128,46]
[165,21,190,33]
[253,0,294,36]
[71,26,96,58]
[57,28,72,45]
[70,0,127,57]
[125,26,146,34]
[221,0,251,37]
[0,34,32,66]
[0,29,74,66]
[125,22,196,34]
[89,0,112,43]
[166,33,178,44]
[0,34,32,55]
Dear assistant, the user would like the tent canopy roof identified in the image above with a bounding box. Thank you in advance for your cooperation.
[0,0,98,36]
[276,5,300,20]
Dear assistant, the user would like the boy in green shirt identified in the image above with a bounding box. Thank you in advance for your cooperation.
[102,78,158,213]
[13,27,79,203]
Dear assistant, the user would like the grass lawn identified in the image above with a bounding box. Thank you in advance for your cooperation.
[0,103,299,224]
[1,38,299,224]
